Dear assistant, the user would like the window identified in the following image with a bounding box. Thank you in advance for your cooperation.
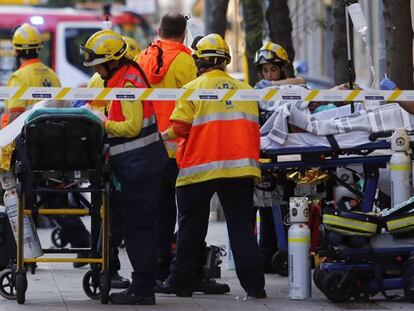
[65,27,99,76]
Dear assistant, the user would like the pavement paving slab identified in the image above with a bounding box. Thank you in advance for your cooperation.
[0,219,413,310]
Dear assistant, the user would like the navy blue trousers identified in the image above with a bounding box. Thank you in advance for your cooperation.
[170,178,265,294]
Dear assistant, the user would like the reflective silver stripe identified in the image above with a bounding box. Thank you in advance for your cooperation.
[178,158,259,178]
[143,115,156,127]
[193,112,258,126]
[165,141,177,151]
[125,73,145,86]
[106,115,156,139]
[109,132,160,156]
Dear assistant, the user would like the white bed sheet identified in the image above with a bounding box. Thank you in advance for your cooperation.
[261,131,373,150]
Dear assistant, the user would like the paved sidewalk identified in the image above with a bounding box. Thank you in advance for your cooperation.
[0,219,413,310]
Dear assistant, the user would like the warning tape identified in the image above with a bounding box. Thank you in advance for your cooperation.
[1,87,413,102]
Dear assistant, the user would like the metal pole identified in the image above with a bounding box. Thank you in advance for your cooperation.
[344,0,355,112]
[204,0,211,35]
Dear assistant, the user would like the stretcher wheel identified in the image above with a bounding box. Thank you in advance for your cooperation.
[99,273,110,304]
[16,272,27,304]
[321,271,353,303]
[0,269,16,300]
[313,267,325,291]
[83,270,100,300]
[271,250,288,277]
[51,227,68,248]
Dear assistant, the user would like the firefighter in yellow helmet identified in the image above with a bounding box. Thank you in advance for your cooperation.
[254,42,305,88]
[77,36,142,112]
[159,34,266,298]
[80,29,167,305]
[6,23,61,123]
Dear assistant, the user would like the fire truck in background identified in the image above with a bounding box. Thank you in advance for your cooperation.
[0,5,155,87]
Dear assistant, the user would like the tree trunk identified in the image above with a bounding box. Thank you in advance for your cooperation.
[241,0,264,86]
[266,0,295,77]
[208,0,230,37]
[383,0,413,89]
[332,0,350,85]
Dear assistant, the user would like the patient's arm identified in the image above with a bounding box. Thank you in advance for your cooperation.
[398,101,414,114]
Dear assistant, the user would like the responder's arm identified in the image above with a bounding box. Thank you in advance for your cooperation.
[162,97,194,140]
[272,77,306,86]
[104,84,143,137]
[7,75,26,124]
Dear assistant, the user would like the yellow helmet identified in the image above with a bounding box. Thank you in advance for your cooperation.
[12,23,43,50]
[254,42,289,66]
[80,30,127,67]
[122,36,141,61]
[192,34,231,65]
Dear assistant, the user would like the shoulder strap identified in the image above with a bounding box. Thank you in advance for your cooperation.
[124,59,152,88]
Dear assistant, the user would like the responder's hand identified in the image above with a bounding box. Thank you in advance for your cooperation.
[256,79,274,89]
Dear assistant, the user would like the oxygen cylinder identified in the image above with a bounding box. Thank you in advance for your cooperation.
[4,189,43,258]
[390,129,411,208]
[288,197,311,299]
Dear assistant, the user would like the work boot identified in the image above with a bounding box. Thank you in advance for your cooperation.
[156,280,193,297]
[110,288,155,305]
[246,288,267,299]
[110,272,130,289]
[192,278,230,294]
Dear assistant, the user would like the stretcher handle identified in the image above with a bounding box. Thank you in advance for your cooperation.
[369,130,393,141]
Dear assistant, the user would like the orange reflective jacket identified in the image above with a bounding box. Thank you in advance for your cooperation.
[138,40,194,158]
[106,63,168,180]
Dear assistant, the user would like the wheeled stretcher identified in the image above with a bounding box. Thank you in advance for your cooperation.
[0,108,112,304]
[259,127,414,303]
[259,131,393,275]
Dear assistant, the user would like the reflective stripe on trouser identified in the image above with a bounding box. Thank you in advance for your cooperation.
[109,132,160,156]
[178,158,258,179]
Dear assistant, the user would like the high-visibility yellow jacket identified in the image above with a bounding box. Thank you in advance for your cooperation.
[6,58,61,113]
[170,69,261,187]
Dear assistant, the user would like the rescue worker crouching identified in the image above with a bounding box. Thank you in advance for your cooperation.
[7,23,91,263]
[80,30,168,305]
[159,34,266,298]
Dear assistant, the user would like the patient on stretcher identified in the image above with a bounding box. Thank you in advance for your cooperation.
[260,92,414,150]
